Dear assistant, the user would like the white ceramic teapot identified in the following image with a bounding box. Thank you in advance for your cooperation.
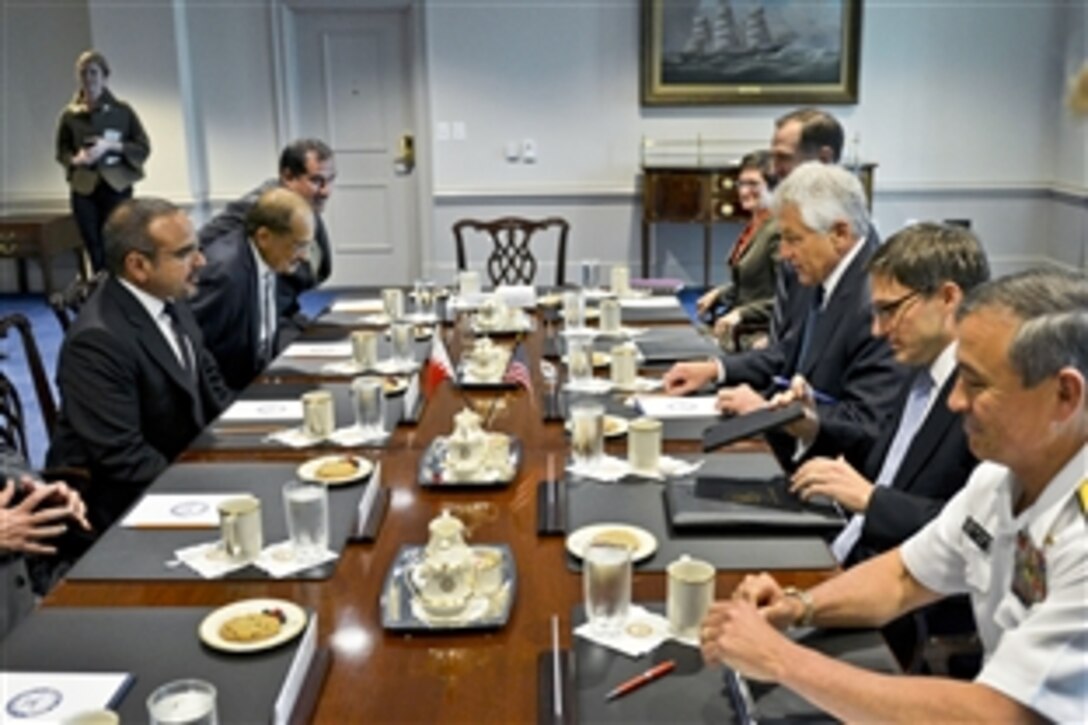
[467,338,504,379]
[412,510,476,614]
[445,407,488,477]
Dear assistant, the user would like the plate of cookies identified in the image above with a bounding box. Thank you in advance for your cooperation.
[199,598,307,653]
[297,455,374,485]
[565,523,657,563]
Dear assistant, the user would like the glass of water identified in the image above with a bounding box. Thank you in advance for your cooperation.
[569,401,604,468]
[565,331,595,387]
[382,287,405,320]
[413,279,436,320]
[580,259,601,291]
[562,290,586,330]
[390,321,414,368]
[147,679,218,725]
[351,376,386,435]
[283,479,329,563]
[584,542,632,635]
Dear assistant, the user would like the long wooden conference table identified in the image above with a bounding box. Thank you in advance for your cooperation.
[40,291,847,723]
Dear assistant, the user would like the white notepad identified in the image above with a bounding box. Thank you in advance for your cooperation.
[281,342,352,358]
[120,493,249,529]
[330,298,384,313]
[219,400,304,422]
[0,671,133,721]
[633,395,720,419]
[617,296,680,309]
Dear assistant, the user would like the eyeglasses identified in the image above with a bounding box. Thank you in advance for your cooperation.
[873,290,921,323]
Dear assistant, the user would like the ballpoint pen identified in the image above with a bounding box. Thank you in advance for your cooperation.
[604,660,676,701]
[771,375,838,405]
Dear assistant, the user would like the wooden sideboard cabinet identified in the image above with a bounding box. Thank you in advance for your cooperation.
[0,213,86,295]
[640,163,875,287]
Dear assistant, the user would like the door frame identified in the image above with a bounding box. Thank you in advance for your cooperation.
[268,0,434,282]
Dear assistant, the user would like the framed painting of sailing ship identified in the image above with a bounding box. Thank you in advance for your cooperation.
[641,0,863,106]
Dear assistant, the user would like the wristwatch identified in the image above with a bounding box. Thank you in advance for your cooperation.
[782,586,815,628]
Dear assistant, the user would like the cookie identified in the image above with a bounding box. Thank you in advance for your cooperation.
[315,457,359,479]
[219,612,282,643]
[590,529,640,551]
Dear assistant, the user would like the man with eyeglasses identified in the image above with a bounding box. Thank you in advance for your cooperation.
[191,187,315,391]
[198,138,336,334]
[48,198,232,540]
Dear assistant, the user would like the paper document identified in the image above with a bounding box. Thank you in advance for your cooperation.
[121,493,249,529]
[618,296,679,309]
[274,613,319,725]
[0,671,133,721]
[282,342,352,358]
[219,400,304,422]
[331,298,384,313]
[634,395,720,419]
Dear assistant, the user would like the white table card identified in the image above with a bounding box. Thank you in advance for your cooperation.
[0,672,132,721]
[219,400,304,422]
[281,342,352,359]
[617,296,680,309]
[330,298,384,313]
[633,395,720,419]
[120,494,248,529]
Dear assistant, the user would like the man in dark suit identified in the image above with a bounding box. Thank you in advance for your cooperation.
[198,138,336,331]
[783,222,990,564]
[47,198,231,538]
[190,188,314,392]
[664,162,905,457]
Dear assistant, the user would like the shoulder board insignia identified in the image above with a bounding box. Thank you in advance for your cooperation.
[1077,479,1088,517]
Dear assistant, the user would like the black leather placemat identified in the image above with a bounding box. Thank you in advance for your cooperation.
[619,299,690,324]
[565,454,835,572]
[194,381,409,450]
[266,336,432,377]
[548,390,723,442]
[0,607,324,724]
[67,462,368,581]
[559,604,897,723]
[635,326,721,363]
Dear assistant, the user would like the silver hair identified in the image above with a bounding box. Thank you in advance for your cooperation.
[957,268,1088,387]
[771,161,869,241]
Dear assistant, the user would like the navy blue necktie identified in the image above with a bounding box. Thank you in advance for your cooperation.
[794,286,824,373]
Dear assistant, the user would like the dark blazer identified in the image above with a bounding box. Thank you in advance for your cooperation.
[717,216,779,326]
[55,89,150,195]
[46,276,230,533]
[727,235,908,456]
[809,370,978,561]
[190,228,269,392]
[198,178,331,321]
[0,447,35,637]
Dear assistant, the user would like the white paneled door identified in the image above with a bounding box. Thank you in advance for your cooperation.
[288,7,419,286]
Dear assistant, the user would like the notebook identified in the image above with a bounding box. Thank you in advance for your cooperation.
[666,473,844,533]
[701,401,805,451]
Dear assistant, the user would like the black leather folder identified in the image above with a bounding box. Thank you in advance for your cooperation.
[701,401,805,451]
[666,474,844,533]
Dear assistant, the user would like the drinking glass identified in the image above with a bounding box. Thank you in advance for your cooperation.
[584,542,632,635]
[565,331,595,387]
[610,264,630,295]
[562,290,586,330]
[381,287,405,320]
[580,259,601,290]
[147,679,218,725]
[413,279,437,320]
[390,321,415,367]
[569,401,604,468]
[599,298,621,332]
[351,376,386,434]
[283,479,330,562]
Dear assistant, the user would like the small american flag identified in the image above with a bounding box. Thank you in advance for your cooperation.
[502,343,533,393]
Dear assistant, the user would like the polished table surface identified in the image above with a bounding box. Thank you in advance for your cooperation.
[44,296,837,723]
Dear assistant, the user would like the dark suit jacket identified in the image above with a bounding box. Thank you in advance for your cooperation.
[55,89,150,195]
[198,178,331,321]
[807,370,978,561]
[46,277,230,532]
[190,229,271,392]
[718,216,779,326]
[726,235,908,457]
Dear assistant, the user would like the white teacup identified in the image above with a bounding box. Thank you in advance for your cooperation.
[473,547,504,595]
[458,270,481,297]
[627,416,662,474]
[666,554,716,640]
[599,298,621,332]
[610,265,630,296]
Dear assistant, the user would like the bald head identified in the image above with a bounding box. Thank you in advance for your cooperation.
[246,188,314,274]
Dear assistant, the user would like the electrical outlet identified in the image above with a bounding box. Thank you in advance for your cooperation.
[504,141,520,162]
[452,121,466,141]
[522,138,537,163]
[435,122,450,141]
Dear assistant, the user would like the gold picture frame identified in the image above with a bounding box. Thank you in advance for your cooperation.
[641,0,863,106]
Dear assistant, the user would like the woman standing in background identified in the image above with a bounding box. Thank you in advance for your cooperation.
[695,150,779,351]
[55,50,150,272]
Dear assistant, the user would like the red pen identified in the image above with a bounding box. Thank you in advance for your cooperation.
[605,659,676,701]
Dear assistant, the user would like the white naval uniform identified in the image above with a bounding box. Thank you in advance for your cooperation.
[901,444,1088,722]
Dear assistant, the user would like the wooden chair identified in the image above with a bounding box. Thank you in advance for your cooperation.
[0,314,58,440]
[453,217,569,287]
[0,371,30,459]
[48,270,106,332]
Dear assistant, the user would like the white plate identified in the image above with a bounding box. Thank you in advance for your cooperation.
[297,455,374,485]
[198,598,307,654]
[565,523,657,562]
[565,414,629,438]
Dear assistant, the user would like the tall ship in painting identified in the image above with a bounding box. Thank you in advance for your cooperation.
[676,1,793,66]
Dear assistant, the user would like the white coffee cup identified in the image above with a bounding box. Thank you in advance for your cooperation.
[218,495,262,562]
[627,416,662,474]
[351,330,379,370]
[458,270,481,297]
[302,390,336,439]
[610,265,630,295]
[599,298,621,332]
[666,554,716,640]
[473,547,504,596]
[381,287,405,320]
[610,342,638,389]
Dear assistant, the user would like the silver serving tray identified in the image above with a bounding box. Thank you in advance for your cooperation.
[379,544,517,631]
[418,435,522,488]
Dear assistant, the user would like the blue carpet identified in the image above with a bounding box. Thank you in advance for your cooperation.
[0,288,336,470]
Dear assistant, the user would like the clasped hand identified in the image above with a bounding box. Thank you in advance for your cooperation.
[0,476,91,555]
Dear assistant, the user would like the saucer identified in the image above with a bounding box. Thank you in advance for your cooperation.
[565,523,657,562]
[198,598,307,653]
